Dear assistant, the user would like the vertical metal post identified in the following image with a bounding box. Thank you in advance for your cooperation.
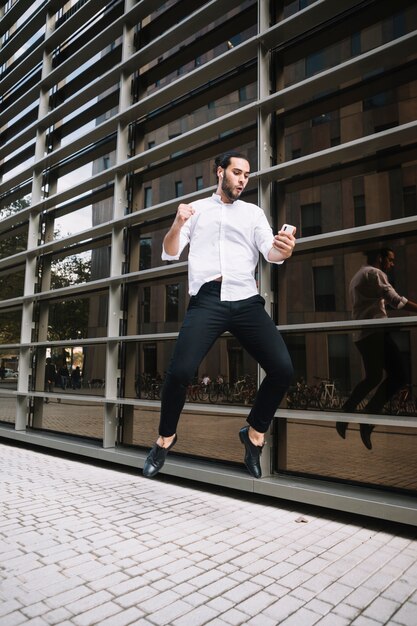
[257,0,274,476]
[16,10,55,431]
[103,0,135,448]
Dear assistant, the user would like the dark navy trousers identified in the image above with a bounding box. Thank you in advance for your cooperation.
[159,281,294,436]
[343,331,406,413]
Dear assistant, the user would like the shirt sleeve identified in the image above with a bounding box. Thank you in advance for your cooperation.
[161,220,191,261]
[254,208,284,265]
[374,269,408,309]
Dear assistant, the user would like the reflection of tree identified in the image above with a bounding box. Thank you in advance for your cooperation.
[0,198,30,343]
[0,311,21,344]
[50,255,91,290]
[49,256,91,341]
[0,198,92,343]
[48,299,89,341]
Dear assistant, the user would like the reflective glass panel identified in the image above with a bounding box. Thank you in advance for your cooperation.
[0,394,18,425]
[31,397,104,440]
[122,337,258,406]
[121,405,246,464]
[0,310,22,344]
[0,348,19,392]
[277,236,417,325]
[33,344,107,398]
[282,162,417,236]
[281,326,417,417]
[47,292,108,341]
[0,265,24,301]
[276,418,417,493]
[142,4,256,98]
[282,7,416,87]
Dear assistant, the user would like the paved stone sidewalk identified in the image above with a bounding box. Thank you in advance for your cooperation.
[0,442,416,626]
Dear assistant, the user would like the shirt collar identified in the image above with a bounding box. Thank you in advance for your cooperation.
[212,193,237,206]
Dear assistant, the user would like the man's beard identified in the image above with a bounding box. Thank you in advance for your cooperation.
[221,176,241,202]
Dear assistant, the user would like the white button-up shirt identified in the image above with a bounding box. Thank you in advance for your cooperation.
[162,193,282,301]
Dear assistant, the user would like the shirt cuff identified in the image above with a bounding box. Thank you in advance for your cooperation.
[161,246,180,261]
[397,297,408,309]
[263,245,284,265]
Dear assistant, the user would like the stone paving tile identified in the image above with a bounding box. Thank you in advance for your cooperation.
[1,441,416,626]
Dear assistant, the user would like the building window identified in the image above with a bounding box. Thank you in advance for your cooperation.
[165,283,179,322]
[393,12,406,38]
[313,266,336,311]
[363,92,389,110]
[403,186,417,217]
[169,133,183,158]
[142,286,151,324]
[351,32,361,56]
[301,203,322,237]
[328,334,350,393]
[228,34,241,47]
[143,342,157,377]
[227,338,244,383]
[238,87,247,102]
[144,187,152,208]
[374,121,398,133]
[292,148,301,160]
[139,237,152,270]
[285,335,307,382]
[354,194,366,226]
[175,180,183,197]
[312,113,331,126]
[306,50,324,77]
[196,176,203,190]
[148,141,155,149]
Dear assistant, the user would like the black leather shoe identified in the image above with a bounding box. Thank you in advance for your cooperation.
[142,434,177,478]
[336,421,348,439]
[239,426,263,479]
[360,424,374,450]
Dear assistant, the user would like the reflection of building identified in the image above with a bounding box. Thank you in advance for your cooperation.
[1,1,417,524]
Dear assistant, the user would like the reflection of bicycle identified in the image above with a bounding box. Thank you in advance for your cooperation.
[135,374,162,399]
[186,382,199,402]
[209,381,229,403]
[387,385,417,416]
[319,379,342,410]
[88,379,105,389]
[286,378,343,411]
[225,375,256,405]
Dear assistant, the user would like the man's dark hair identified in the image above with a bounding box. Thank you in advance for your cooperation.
[365,247,394,265]
[214,151,248,179]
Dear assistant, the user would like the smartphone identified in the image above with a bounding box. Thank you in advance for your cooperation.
[280,223,296,235]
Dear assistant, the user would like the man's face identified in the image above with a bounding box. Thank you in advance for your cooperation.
[219,157,250,202]
[381,251,395,272]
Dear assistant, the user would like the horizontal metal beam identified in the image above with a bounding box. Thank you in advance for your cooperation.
[261,119,417,182]
[260,0,367,48]
[260,30,417,118]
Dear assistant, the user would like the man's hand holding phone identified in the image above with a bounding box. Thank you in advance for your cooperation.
[270,223,296,260]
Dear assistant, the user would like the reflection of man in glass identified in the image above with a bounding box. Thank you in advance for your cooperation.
[337,248,417,449]
[143,152,296,479]
[44,357,56,403]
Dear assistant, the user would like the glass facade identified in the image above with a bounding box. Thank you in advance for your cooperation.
[1,0,416,522]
